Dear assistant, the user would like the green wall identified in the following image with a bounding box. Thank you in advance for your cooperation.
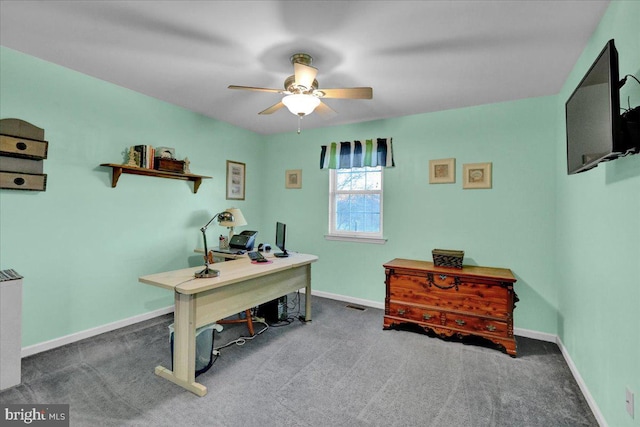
[0,47,266,347]
[262,96,558,335]
[555,1,640,426]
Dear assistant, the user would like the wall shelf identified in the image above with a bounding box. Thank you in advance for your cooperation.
[100,163,211,194]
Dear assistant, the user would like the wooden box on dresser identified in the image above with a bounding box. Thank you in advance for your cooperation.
[383,258,518,356]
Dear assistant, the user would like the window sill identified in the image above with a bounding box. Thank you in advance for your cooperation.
[324,234,387,244]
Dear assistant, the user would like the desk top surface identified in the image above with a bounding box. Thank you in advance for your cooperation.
[139,252,318,295]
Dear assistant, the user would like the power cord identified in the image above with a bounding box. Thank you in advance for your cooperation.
[213,319,269,352]
[268,291,310,326]
[620,74,640,112]
[210,292,310,360]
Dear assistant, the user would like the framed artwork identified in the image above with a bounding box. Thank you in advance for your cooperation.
[226,160,245,200]
[463,162,492,189]
[429,158,455,184]
[285,169,302,189]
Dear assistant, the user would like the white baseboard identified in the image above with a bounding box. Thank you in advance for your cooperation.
[513,326,556,342]
[307,289,385,310]
[556,336,607,427]
[21,306,174,358]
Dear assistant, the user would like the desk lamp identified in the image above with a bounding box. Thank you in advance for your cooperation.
[195,210,234,278]
[219,207,247,243]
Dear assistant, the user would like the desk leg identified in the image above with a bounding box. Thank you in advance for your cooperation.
[154,291,208,396]
[305,264,312,322]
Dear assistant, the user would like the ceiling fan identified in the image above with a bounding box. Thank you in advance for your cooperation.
[228,53,372,130]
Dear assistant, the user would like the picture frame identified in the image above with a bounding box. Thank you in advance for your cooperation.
[226,160,245,200]
[429,158,455,184]
[285,169,302,189]
[463,162,492,189]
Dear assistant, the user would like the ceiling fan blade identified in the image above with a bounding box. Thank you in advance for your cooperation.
[259,102,285,115]
[293,63,318,89]
[228,85,283,94]
[318,87,373,99]
[315,101,337,119]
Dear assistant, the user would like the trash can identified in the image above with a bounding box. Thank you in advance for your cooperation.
[169,322,222,377]
[0,269,23,390]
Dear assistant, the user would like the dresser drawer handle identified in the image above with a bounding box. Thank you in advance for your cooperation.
[422,313,431,320]
[455,319,466,326]
[397,309,406,316]
[13,177,25,186]
[486,324,496,332]
[426,273,460,291]
[16,141,28,151]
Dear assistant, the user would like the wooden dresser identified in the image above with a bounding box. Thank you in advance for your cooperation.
[383,258,518,356]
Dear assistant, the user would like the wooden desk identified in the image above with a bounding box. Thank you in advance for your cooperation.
[139,253,318,396]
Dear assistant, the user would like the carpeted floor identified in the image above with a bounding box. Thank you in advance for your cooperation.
[0,294,597,427]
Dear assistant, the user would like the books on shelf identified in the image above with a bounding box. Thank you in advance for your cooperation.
[131,145,155,169]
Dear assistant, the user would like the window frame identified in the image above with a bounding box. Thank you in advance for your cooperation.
[326,166,386,244]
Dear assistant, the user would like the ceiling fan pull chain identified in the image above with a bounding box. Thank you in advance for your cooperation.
[297,115,302,134]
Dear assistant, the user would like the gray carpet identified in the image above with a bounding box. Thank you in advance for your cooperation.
[0,295,597,427]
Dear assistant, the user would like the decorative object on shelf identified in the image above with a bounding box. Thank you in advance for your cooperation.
[383,258,518,356]
[226,160,245,200]
[219,235,229,250]
[156,146,175,159]
[219,207,247,243]
[99,163,211,193]
[126,146,139,167]
[0,118,48,191]
[154,158,185,173]
[463,162,492,189]
[183,157,191,174]
[432,249,464,269]
[285,169,302,189]
[195,210,235,278]
[429,158,455,184]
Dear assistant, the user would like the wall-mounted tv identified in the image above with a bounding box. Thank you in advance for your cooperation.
[565,39,639,175]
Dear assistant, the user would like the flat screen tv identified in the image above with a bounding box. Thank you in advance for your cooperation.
[565,39,638,175]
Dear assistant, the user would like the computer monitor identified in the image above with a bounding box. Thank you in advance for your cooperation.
[274,221,289,257]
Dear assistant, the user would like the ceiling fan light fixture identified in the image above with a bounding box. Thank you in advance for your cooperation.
[282,94,320,116]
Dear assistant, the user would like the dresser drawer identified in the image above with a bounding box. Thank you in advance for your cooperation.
[387,301,442,326]
[388,274,509,318]
[444,313,508,337]
[0,171,47,191]
[0,135,48,159]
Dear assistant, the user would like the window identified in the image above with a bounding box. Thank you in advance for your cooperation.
[327,166,385,243]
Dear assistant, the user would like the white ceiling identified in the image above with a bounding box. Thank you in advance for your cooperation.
[0,1,610,135]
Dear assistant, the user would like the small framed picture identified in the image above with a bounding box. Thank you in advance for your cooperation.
[463,162,492,189]
[429,158,455,184]
[226,160,246,200]
[285,169,302,189]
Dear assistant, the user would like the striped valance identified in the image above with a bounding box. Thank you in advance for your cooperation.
[320,138,395,169]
